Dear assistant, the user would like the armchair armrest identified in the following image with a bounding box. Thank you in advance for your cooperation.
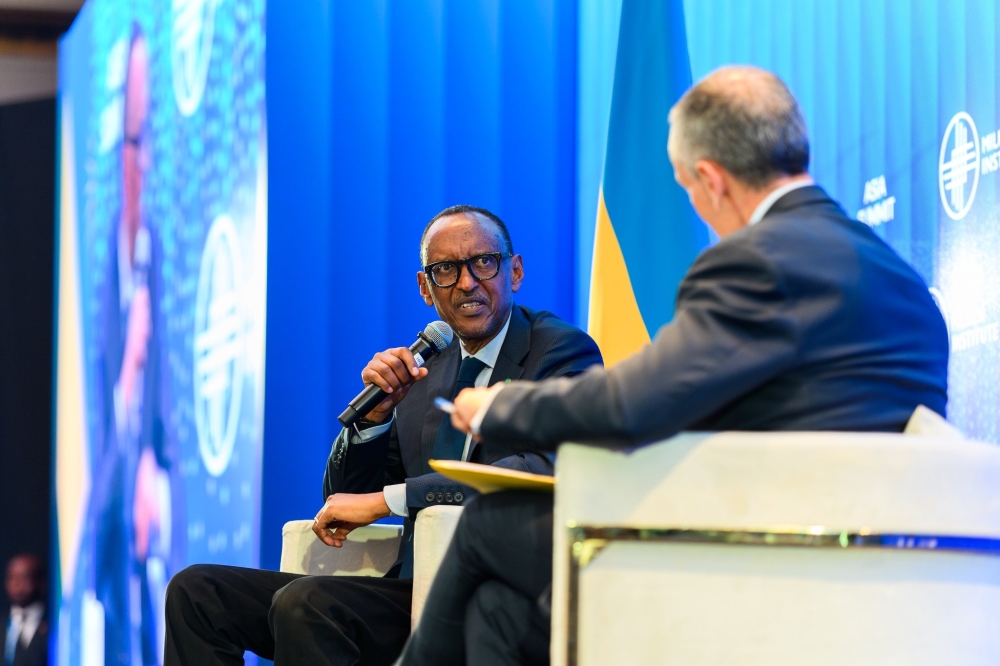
[280,520,403,577]
[411,505,463,628]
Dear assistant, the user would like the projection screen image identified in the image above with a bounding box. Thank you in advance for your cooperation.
[54,0,266,663]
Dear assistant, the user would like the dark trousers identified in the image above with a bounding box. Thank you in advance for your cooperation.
[164,565,412,666]
[403,490,554,666]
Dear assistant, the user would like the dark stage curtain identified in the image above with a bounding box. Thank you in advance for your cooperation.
[0,97,55,572]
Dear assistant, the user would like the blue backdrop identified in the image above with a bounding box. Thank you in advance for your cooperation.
[266,0,1000,571]
[262,0,578,570]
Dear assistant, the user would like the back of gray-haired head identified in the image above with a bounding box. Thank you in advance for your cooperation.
[668,65,809,189]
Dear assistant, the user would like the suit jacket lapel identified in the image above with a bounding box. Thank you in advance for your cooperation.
[418,342,461,474]
[489,305,529,387]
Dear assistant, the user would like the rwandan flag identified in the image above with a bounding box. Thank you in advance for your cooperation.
[588,0,709,366]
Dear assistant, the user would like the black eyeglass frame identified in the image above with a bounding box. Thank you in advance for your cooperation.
[423,252,514,288]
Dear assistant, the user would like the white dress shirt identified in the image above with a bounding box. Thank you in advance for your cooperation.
[8,601,44,651]
[748,178,814,225]
[350,312,513,517]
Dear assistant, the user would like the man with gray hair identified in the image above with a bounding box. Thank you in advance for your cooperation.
[395,65,949,666]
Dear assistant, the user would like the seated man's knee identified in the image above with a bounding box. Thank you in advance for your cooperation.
[271,578,305,622]
[467,579,521,627]
[459,490,551,542]
[270,577,329,628]
[166,564,219,613]
[466,580,549,665]
[467,579,541,640]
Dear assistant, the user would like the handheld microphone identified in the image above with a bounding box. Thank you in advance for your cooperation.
[338,321,454,428]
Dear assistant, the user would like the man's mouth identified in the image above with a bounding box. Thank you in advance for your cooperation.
[455,299,488,315]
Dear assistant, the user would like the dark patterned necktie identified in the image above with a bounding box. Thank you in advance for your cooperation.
[431,356,488,461]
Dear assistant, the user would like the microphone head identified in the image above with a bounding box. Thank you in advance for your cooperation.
[423,320,454,352]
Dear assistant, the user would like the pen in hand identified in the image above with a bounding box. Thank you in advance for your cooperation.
[434,396,456,414]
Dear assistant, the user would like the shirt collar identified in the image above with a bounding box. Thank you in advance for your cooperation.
[748,178,814,225]
[10,601,43,622]
[459,310,512,369]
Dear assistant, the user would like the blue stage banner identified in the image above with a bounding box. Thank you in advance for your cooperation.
[680,0,997,443]
[54,0,266,663]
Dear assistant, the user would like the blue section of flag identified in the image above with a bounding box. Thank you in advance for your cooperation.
[601,0,709,335]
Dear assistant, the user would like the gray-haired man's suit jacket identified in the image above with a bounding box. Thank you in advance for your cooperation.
[481,186,950,452]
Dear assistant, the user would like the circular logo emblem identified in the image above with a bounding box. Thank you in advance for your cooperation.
[193,214,245,477]
[172,0,220,116]
[938,112,980,220]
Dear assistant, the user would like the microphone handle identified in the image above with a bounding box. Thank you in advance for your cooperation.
[337,334,439,428]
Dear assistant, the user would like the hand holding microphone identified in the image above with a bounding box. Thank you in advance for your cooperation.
[359,347,427,424]
[338,321,453,427]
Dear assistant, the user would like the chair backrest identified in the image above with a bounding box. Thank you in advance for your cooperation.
[552,431,1000,666]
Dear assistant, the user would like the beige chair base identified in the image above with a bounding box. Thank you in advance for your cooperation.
[554,430,1000,666]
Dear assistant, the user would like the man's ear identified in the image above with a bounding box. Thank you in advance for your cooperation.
[416,271,434,306]
[509,254,524,293]
[695,159,727,210]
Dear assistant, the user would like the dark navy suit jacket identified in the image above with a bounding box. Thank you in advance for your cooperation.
[481,186,949,450]
[0,609,47,666]
[322,304,602,576]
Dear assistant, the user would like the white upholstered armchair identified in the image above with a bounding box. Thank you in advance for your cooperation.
[280,504,464,627]
[551,418,1000,666]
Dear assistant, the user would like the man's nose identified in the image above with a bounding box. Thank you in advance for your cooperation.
[455,266,479,292]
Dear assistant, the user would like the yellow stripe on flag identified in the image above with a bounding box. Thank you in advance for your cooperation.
[587,189,651,366]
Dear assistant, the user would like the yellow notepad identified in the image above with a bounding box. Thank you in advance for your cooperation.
[429,459,555,494]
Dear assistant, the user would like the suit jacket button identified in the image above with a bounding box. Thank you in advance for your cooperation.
[436,493,445,502]
[425,492,435,502]
[454,492,464,503]
[445,493,453,502]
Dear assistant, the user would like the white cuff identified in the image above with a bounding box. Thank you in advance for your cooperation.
[350,416,393,444]
[469,384,507,436]
[383,483,408,517]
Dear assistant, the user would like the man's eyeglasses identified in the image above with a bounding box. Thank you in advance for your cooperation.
[423,252,513,288]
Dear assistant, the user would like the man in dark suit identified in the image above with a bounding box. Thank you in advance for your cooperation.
[397,66,950,666]
[164,205,603,665]
[2,555,47,666]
